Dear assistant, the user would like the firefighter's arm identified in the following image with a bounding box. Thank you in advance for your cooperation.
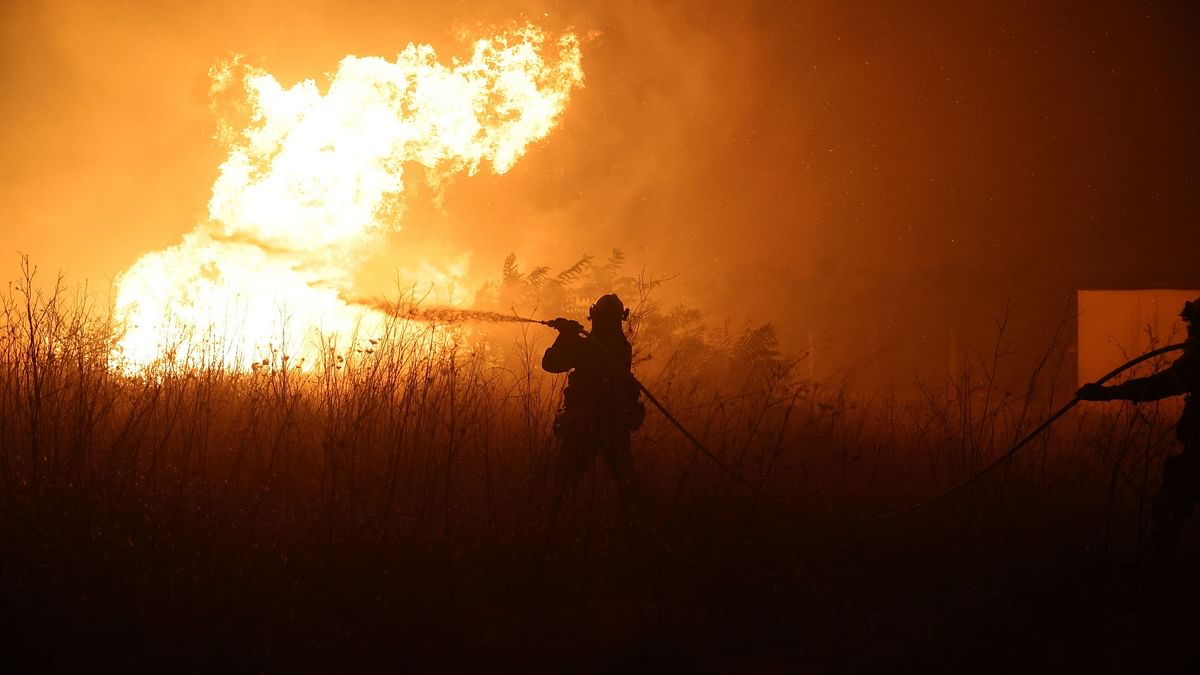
[1077,366,1188,402]
[541,319,585,373]
[1111,368,1188,401]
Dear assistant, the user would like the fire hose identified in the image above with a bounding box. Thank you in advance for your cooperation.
[540,316,1187,522]
[372,301,1188,522]
[860,342,1189,521]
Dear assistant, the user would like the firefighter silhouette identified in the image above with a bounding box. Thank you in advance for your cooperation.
[1077,297,1200,551]
[542,294,645,499]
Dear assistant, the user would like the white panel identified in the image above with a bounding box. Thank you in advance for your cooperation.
[1077,289,1196,386]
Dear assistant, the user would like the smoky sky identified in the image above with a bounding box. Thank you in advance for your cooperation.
[3,0,1199,379]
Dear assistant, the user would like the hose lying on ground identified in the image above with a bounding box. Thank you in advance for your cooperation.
[858,342,1189,521]
[603,328,1188,522]
[388,304,1187,523]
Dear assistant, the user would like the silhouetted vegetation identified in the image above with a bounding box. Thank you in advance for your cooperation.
[1,254,1197,673]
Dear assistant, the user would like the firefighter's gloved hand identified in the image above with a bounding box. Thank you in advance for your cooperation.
[1076,383,1113,401]
[547,318,584,335]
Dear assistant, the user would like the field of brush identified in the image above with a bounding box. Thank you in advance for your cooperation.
[2,257,1198,673]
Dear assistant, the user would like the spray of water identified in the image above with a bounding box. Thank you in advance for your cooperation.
[341,295,548,326]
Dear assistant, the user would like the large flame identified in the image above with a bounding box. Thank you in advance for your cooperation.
[112,25,582,371]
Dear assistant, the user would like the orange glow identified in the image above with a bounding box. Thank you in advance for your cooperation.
[111,24,582,372]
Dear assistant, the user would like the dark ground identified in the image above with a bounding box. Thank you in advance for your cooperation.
[4,479,1199,674]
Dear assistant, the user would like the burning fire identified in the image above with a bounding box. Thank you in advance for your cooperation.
[112,24,583,371]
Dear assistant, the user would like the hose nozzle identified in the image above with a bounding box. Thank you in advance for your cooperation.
[544,317,585,335]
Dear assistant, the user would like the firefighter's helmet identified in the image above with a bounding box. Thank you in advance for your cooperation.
[1182,297,1200,325]
[589,294,629,322]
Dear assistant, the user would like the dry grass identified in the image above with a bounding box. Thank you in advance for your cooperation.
[1,255,1195,673]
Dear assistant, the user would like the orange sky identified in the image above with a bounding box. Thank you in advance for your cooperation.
[3,0,1198,380]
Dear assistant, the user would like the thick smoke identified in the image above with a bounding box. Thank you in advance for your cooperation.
[3,0,1199,384]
